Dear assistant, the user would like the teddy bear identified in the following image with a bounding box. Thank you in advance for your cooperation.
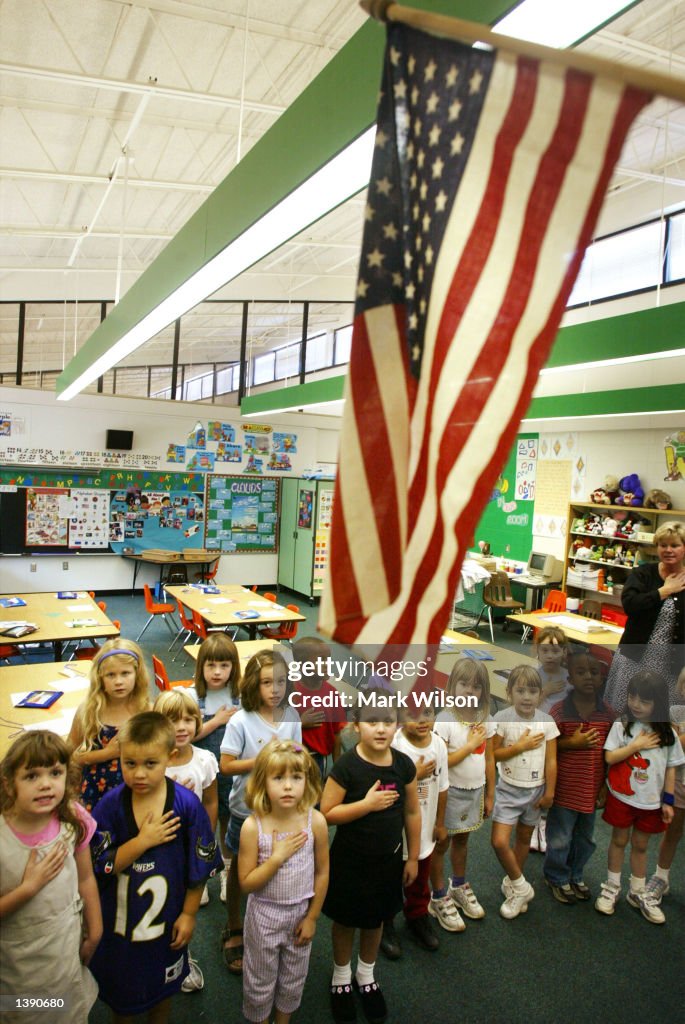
[643,488,672,510]
[614,473,645,507]
[589,474,620,505]
[601,516,619,537]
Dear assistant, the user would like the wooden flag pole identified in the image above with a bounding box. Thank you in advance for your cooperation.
[361,0,685,104]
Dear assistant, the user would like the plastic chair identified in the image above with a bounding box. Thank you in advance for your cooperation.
[263,592,277,603]
[0,643,27,664]
[169,599,195,660]
[194,559,219,583]
[520,589,568,643]
[136,584,177,642]
[152,654,193,692]
[474,573,524,643]
[71,620,121,661]
[258,604,301,643]
[97,600,107,613]
[190,608,209,644]
[582,599,602,620]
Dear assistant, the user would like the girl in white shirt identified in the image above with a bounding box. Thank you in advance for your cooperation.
[491,665,559,920]
[430,659,495,931]
[154,687,219,992]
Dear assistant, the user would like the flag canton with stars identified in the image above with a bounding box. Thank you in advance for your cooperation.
[356,24,494,377]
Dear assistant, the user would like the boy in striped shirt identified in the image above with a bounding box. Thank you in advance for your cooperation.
[544,650,615,904]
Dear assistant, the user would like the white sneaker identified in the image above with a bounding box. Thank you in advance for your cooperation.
[501,875,513,897]
[529,826,539,852]
[499,881,534,919]
[200,884,209,906]
[220,869,228,903]
[449,881,485,919]
[181,957,204,993]
[645,875,669,905]
[627,888,666,924]
[428,894,466,932]
[536,818,547,853]
[594,880,620,915]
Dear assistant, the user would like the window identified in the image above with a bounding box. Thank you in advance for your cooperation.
[568,220,665,305]
[275,343,301,380]
[333,324,353,365]
[305,332,332,372]
[253,352,275,385]
[666,210,685,282]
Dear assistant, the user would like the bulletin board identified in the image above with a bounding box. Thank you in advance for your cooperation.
[109,488,205,554]
[205,475,280,553]
[473,434,538,561]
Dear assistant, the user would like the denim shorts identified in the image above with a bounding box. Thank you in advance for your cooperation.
[445,785,484,834]
[492,778,545,827]
[225,813,247,855]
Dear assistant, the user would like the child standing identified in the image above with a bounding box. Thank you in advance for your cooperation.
[154,688,219,992]
[543,651,615,903]
[596,670,684,923]
[533,626,569,852]
[381,698,448,957]
[646,666,685,904]
[491,665,559,919]
[0,732,102,1024]
[68,639,151,811]
[238,739,329,1024]
[321,688,420,1024]
[89,711,222,1022]
[430,659,495,931]
[220,650,302,975]
[291,636,346,781]
[188,632,242,901]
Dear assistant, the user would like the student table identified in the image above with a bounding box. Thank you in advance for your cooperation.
[121,550,219,594]
[504,611,622,648]
[166,584,306,640]
[184,637,279,669]
[435,629,541,704]
[0,592,120,660]
[0,661,91,758]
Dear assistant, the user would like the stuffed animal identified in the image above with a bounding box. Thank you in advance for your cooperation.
[575,545,593,560]
[589,474,620,505]
[643,488,672,510]
[615,473,645,507]
[601,516,618,537]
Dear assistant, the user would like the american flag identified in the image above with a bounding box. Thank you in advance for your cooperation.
[319,21,651,649]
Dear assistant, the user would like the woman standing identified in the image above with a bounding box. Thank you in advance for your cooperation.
[605,522,685,714]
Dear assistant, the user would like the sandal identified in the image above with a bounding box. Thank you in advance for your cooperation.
[221,926,244,975]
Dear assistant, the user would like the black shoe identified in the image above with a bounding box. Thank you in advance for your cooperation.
[379,919,402,960]
[570,881,592,901]
[406,914,439,951]
[545,879,577,904]
[330,982,357,1023]
[352,978,387,1024]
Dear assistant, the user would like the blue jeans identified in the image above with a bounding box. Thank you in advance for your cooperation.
[543,804,597,886]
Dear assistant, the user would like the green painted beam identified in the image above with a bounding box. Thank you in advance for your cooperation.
[241,376,345,417]
[548,301,685,367]
[525,383,685,420]
[56,0,513,397]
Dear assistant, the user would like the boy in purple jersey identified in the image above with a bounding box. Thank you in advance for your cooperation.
[90,712,222,1023]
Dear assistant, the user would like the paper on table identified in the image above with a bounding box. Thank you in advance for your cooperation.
[24,710,77,736]
[207,597,235,605]
[67,604,95,612]
[51,675,89,693]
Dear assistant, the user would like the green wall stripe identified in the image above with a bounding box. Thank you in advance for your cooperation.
[241,376,345,416]
[548,302,685,366]
[526,383,684,420]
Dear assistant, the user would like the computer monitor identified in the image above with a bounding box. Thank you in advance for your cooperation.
[527,550,556,579]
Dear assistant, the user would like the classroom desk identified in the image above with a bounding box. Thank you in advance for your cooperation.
[167,584,305,640]
[505,611,622,648]
[0,592,120,660]
[122,551,218,593]
[184,638,279,669]
[0,661,91,758]
[435,629,540,703]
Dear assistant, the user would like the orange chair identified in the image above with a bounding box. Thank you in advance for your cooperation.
[190,608,209,644]
[97,600,107,613]
[169,599,195,659]
[0,643,26,664]
[520,589,568,643]
[152,654,193,692]
[136,584,178,642]
[258,604,301,643]
[263,592,277,603]
[194,559,220,584]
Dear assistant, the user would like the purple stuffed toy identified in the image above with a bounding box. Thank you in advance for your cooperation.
[615,473,645,507]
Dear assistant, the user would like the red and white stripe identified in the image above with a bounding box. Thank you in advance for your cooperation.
[320,50,650,650]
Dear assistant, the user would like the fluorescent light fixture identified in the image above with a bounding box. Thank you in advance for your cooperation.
[540,348,685,374]
[57,128,376,401]
[522,408,684,423]
[494,0,635,49]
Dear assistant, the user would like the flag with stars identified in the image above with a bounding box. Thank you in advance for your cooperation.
[319,20,651,649]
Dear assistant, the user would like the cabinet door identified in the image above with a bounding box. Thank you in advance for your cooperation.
[277,479,298,589]
[292,484,316,597]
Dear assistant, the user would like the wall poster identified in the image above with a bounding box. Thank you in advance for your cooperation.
[25,487,69,546]
[205,475,280,553]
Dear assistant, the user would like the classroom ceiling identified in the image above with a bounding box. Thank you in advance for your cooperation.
[0,0,684,397]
